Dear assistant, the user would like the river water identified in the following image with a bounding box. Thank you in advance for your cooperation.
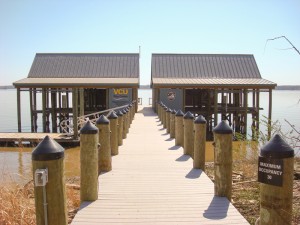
[0,89,299,184]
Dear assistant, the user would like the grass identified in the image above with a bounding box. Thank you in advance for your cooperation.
[0,177,80,225]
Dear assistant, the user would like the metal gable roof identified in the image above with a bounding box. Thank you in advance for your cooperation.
[151,54,276,88]
[28,53,139,78]
[151,54,262,79]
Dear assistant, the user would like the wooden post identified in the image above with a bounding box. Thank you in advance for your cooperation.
[17,88,22,132]
[30,88,34,132]
[170,109,176,138]
[183,111,194,158]
[122,109,127,139]
[108,111,119,156]
[116,110,124,146]
[267,88,272,140]
[32,136,67,225]
[194,115,207,170]
[213,121,233,200]
[80,121,99,201]
[175,110,184,146]
[51,89,57,133]
[158,102,162,121]
[214,89,218,127]
[243,89,248,136]
[166,108,171,134]
[42,88,47,133]
[72,88,79,138]
[259,134,294,225]
[79,88,85,117]
[96,115,112,173]
[163,106,167,129]
[133,88,138,113]
[125,107,130,134]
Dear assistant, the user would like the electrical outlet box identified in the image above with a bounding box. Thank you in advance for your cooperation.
[35,168,48,187]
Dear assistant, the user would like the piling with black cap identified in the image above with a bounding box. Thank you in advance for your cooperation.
[108,111,119,156]
[125,107,130,134]
[194,115,207,170]
[166,108,171,133]
[184,111,194,157]
[116,110,124,146]
[163,106,168,129]
[158,102,162,121]
[96,115,112,172]
[170,109,176,138]
[32,135,67,225]
[175,110,184,146]
[122,109,128,139]
[80,121,99,201]
[213,121,233,200]
[259,134,294,225]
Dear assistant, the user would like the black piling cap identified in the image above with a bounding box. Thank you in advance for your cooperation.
[122,109,127,114]
[213,121,232,134]
[125,107,130,112]
[107,110,118,119]
[116,110,123,117]
[183,111,194,119]
[166,108,172,113]
[171,109,176,114]
[194,115,207,124]
[32,135,64,161]
[96,115,110,124]
[129,103,133,107]
[260,134,294,158]
[175,109,184,117]
[80,121,98,134]
[164,106,168,110]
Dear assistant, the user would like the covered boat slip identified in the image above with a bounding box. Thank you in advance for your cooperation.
[151,54,276,139]
[13,53,140,137]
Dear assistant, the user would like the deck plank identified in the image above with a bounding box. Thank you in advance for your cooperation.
[71,107,249,225]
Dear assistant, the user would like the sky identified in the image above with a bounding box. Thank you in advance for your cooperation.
[0,0,299,85]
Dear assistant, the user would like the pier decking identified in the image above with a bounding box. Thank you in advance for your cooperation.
[71,107,249,225]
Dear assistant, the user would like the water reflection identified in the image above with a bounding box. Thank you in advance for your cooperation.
[0,146,80,185]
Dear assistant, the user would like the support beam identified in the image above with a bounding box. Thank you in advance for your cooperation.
[42,88,47,133]
[72,88,79,138]
[214,89,218,127]
[268,88,272,140]
[243,89,248,137]
[79,88,85,116]
[30,88,34,132]
[51,89,57,133]
[17,88,21,132]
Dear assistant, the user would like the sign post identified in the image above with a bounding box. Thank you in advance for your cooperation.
[258,134,294,225]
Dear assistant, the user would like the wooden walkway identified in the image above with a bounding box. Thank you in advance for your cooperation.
[71,107,249,225]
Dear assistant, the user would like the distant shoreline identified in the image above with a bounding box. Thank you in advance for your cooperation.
[1,85,300,90]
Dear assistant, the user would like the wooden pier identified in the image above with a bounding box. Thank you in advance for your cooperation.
[71,107,249,225]
[0,132,78,146]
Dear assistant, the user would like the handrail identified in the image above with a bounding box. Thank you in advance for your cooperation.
[60,101,136,134]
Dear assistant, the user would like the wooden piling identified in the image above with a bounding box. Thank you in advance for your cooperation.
[175,110,184,146]
[163,106,167,129]
[194,115,207,170]
[108,111,119,156]
[80,121,99,201]
[183,111,194,157]
[170,109,176,138]
[96,115,112,173]
[166,108,171,134]
[259,134,294,225]
[122,109,128,139]
[213,121,233,200]
[32,136,67,225]
[116,110,124,146]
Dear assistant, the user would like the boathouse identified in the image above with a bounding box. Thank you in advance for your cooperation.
[13,53,140,138]
[151,53,276,139]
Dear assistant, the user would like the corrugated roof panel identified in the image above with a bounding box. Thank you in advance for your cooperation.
[27,53,139,79]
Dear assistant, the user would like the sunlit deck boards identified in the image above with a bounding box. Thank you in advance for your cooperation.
[71,107,249,225]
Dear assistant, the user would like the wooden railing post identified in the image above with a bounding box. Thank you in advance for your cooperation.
[258,134,294,225]
[122,109,128,139]
[96,115,112,173]
[116,110,124,146]
[213,121,233,200]
[108,111,119,156]
[32,136,67,225]
[80,121,99,201]
[183,111,194,157]
[166,108,171,134]
[175,110,184,146]
[170,109,176,138]
[194,115,207,170]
